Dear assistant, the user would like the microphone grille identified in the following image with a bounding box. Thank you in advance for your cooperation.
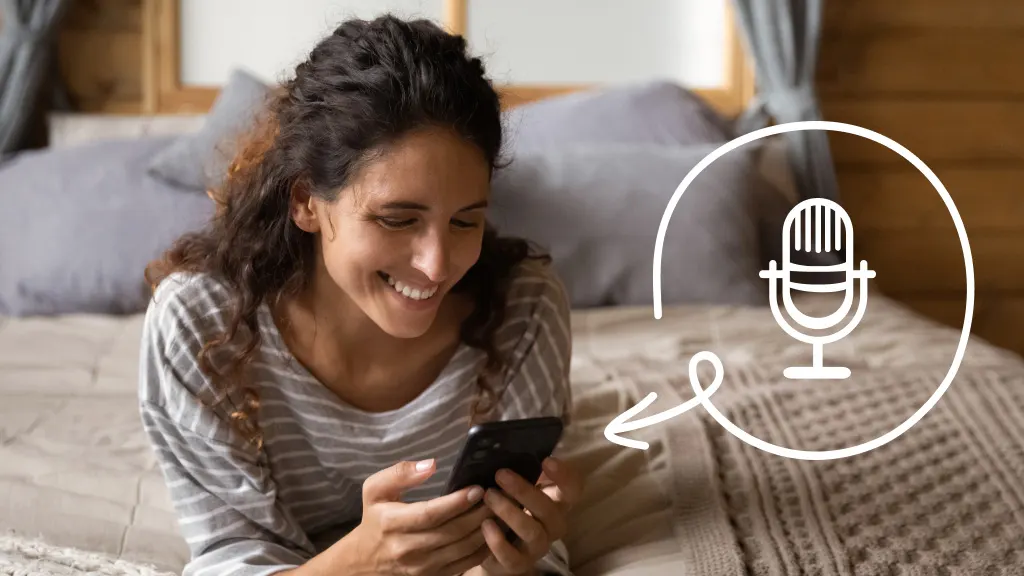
[784,199,853,254]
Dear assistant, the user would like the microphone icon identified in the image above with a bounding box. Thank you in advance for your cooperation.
[760,198,876,380]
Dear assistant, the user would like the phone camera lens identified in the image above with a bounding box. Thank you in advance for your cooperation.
[472,449,489,460]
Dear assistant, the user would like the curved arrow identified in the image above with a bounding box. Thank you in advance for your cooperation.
[604,351,724,450]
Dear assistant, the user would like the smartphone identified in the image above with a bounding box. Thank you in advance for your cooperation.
[443,416,565,496]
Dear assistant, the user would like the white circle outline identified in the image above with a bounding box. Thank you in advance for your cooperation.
[653,120,974,461]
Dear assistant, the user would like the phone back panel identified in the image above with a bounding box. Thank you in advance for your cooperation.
[443,417,564,494]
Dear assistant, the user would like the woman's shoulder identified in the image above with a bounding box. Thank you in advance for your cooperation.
[503,257,570,319]
[493,257,574,422]
[149,270,235,312]
[497,257,572,350]
[139,271,261,447]
[141,271,241,362]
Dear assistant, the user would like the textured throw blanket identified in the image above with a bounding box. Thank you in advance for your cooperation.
[0,533,175,576]
[565,292,1024,575]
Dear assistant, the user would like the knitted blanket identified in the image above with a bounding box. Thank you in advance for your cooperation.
[566,292,1024,575]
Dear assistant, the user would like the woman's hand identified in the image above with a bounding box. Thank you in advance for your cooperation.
[474,456,583,576]
[342,458,494,576]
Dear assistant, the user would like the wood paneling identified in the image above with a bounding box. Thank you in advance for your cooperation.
[63,0,142,31]
[824,0,1024,31]
[58,30,142,111]
[820,33,1024,96]
[822,101,1024,165]
[58,0,143,113]
[840,168,1024,231]
[856,230,1024,293]
[819,3,1024,357]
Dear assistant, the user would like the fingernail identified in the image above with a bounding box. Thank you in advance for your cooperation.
[496,468,512,485]
[467,486,483,502]
[415,459,433,472]
[484,488,499,505]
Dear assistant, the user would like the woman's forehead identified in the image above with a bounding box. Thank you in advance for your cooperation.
[350,133,491,208]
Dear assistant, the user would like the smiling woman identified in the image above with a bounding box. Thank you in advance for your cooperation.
[139,13,578,576]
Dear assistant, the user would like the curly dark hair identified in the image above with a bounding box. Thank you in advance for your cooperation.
[145,14,549,451]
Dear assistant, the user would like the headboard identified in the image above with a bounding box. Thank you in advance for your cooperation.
[136,0,756,117]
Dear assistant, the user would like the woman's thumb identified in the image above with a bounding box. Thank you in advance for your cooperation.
[364,459,436,503]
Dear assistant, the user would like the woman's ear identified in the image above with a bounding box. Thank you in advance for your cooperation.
[290,179,321,233]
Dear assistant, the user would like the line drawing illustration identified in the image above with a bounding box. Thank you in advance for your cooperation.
[604,120,974,461]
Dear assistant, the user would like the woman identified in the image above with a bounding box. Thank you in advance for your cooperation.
[138,14,582,576]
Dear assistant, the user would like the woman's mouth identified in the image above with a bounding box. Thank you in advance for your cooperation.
[378,271,439,301]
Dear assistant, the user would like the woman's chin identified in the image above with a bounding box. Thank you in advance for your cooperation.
[376,293,443,338]
[379,313,437,339]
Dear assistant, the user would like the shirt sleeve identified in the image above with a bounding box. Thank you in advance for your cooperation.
[138,278,315,576]
[498,261,575,576]
[499,260,574,424]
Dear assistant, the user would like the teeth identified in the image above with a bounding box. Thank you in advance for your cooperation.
[382,273,438,301]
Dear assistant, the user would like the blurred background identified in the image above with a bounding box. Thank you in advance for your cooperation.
[5,0,1019,359]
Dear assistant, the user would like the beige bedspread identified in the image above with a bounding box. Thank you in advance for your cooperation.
[2,292,1023,575]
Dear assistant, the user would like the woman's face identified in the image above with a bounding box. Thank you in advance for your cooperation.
[292,126,491,339]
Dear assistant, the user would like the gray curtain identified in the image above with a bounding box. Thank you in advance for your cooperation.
[0,0,72,155]
[731,0,839,204]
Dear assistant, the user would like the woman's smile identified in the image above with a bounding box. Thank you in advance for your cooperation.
[378,271,443,311]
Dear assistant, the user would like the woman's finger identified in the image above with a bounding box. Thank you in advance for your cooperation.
[541,457,584,509]
[421,525,489,573]
[481,518,533,575]
[402,499,494,551]
[436,544,492,576]
[483,488,549,553]
[494,468,565,540]
[388,484,485,533]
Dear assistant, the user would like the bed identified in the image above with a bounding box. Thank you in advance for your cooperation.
[4,288,1024,575]
[4,2,1024,575]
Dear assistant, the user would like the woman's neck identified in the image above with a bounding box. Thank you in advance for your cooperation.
[269,268,470,410]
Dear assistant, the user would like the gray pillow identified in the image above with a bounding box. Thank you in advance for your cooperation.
[503,80,733,152]
[489,144,770,309]
[147,68,272,191]
[0,137,215,316]
[500,83,803,291]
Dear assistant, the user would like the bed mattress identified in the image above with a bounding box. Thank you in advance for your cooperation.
[2,292,1023,575]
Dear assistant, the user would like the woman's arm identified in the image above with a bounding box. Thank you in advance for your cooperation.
[138,282,345,576]
[489,261,577,576]
[140,399,317,575]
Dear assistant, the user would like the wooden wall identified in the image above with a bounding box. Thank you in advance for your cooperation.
[58,0,144,113]
[819,0,1024,357]
[52,0,1024,357]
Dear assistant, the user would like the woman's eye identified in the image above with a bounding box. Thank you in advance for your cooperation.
[377,217,415,230]
[452,219,479,229]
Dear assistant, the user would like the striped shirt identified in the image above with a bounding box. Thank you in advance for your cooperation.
[138,258,574,576]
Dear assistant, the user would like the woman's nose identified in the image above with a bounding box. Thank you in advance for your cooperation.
[411,231,450,284]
